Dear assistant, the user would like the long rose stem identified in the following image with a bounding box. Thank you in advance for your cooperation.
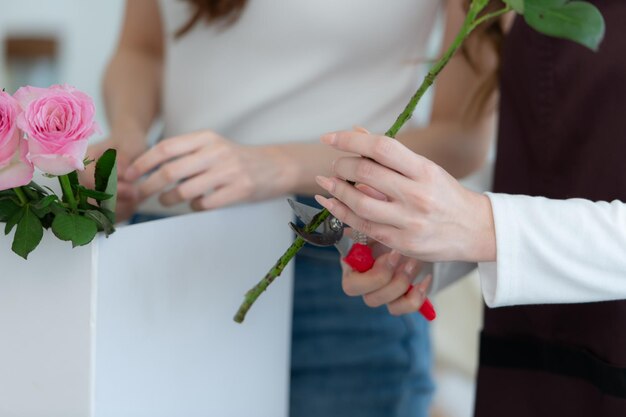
[234,0,510,323]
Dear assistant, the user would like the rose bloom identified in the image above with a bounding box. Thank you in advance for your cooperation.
[0,91,33,191]
[15,84,97,176]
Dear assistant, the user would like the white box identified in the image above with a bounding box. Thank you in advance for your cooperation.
[0,200,294,417]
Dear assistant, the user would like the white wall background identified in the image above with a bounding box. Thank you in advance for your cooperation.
[0,0,125,137]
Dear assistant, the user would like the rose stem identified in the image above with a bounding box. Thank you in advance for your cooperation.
[234,0,511,323]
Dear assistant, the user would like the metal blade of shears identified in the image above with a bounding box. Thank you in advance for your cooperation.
[287,198,350,256]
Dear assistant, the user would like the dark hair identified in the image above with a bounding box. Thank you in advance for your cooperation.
[176,0,247,37]
[463,0,506,120]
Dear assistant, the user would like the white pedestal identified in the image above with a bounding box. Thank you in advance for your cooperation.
[0,200,294,417]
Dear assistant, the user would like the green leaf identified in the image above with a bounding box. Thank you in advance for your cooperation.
[51,212,98,247]
[26,181,48,195]
[31,195,58,211]
[22,186,39,201]
[0,198,21,222]
[84,210,116,237]
[49,201,69,216]
[12,207,43,259]
[523,0,606,51]
[99,207,116,224]
[76,186,113,202]
[30,195,59,219]
[503,0,524,13]
[4,206,25,235]
[95,149,117,192]
[95,149,117,216]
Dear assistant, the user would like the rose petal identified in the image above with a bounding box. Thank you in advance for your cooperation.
[0,140,34,191]
[0,129,19,166]
[13,85,49,110]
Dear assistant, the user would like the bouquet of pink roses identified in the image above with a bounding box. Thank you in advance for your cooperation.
[0,84,117,259]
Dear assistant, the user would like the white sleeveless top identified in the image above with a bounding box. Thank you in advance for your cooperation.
[146,0,441,214]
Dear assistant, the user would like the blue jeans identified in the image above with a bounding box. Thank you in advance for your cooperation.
[130,203,434,417]
[290,198,433,417]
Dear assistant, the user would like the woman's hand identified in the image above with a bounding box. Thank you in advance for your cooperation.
[80,136,146,222]
[124,130,294,211]
[342,238,432,315]
[315,130,496,263]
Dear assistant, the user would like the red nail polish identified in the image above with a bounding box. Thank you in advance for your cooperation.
[344,243,375,272]
[419,299,436,321]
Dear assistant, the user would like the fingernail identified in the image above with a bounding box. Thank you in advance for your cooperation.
[387,250,401,268]
[419,299,436,321]
[314,195,334,211]
[321,133,337,145]
[404,260,417,276]
[315,176,334,192]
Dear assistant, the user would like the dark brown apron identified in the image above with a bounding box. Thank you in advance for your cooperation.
[474,1,626,416]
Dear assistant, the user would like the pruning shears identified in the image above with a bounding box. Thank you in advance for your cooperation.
[288,198,436,321]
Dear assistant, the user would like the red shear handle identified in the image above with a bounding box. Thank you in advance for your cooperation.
[344,243,436,321]
[343,243,375,272]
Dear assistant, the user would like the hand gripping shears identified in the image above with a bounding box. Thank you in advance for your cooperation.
[288,198,436,321]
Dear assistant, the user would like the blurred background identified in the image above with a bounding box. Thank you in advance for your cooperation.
[0,0,124,135]
[0,1,487,416]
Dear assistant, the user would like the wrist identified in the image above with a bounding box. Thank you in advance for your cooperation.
[461,190,497,262]
[107,127,148,158]
[260,144,299,195]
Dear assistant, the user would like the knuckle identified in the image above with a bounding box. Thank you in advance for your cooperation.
[192,197,211,211]
[387,304,401,316]
[357,219,372,237]
[328,202,345,221]
[355,160,375,182]
[157,142,175,158]
[353,197,371,218]
[161,166,178,182]
[241,176,254,194]
[405,189,424,209]
[200,197,214,210]
[176,184,193,201]
[420,194,437,215]
[408,294,423,312]
[398,236,417,256]
[420,160,441,183]
[374,269,393,288]
[363,294,381,308]
[371,229,390,246]
[217,143,233,157]
[342,278,358,297]
[372,137,394,160]
[406,215,425,234]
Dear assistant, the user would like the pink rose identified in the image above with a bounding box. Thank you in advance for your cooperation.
[15,84,98,176]
[0,91,33,191]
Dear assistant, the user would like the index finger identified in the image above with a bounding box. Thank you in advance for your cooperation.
[321,131,427,180]
[125,134,205,181]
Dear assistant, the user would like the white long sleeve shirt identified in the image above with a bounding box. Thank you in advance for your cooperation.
[430,193,626,308]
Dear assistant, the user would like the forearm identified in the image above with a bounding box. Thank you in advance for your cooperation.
[263,142,354,196]
[397,118,495,179]
[267,116,494,197]
[103,48,162,152]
